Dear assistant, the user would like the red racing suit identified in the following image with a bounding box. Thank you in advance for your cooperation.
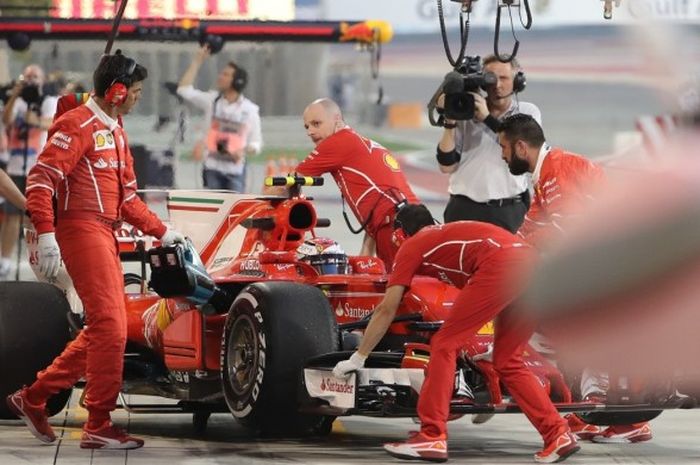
[388,221,567,443]
[518,147,605,248]
[296,128,419,269]
[24,98,166,429]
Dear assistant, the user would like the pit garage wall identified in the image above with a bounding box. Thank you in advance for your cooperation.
[2,40,330,118]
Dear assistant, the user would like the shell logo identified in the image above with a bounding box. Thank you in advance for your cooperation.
[383,153,400,171]
[94,131,115,149]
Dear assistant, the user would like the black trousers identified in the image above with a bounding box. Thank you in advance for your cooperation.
[443,191,530,234]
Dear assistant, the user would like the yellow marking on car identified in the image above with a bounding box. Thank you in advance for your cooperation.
[478,321,494,335]
[66,405,88,420]
[331,419,346,434]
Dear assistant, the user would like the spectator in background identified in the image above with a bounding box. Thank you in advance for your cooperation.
[177,45,262,192]
[0,64,58,280]
[436,55,540,234]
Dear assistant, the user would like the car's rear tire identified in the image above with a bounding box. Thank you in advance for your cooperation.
[0,282,72,419]
[576,410,663,426]
[221,282,337,437]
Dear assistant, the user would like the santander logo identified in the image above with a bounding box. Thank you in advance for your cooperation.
[320,377,354,394]
[335,302,373,319]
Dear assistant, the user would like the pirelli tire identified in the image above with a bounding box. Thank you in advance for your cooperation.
[221,282,338,437]
[0,282,72,419]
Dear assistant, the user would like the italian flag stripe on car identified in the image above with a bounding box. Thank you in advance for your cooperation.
[168,196,224,213]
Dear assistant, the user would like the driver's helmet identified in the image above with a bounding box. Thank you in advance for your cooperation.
[296,237,349,275]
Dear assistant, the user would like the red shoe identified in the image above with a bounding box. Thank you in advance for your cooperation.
[564,413,603,441]
[534,431,580,463]
[80,423,144,450]
[383,431,448,462]
[592,422,652,444]
[5,388,56,443]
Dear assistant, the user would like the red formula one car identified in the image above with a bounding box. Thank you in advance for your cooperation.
[0,177,693,436]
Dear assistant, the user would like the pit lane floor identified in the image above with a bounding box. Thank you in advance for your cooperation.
[1,390,699,465]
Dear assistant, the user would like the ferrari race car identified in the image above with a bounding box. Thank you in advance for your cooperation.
[0,177,695,436]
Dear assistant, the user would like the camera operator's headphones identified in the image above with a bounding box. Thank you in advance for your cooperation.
[481,66,527,95]
[104,53,137,107]
[230,63,248,93]
[512,70,527,94]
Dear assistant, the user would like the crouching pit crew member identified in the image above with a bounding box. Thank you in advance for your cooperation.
[332,204,579,463]
[6,50,186,450]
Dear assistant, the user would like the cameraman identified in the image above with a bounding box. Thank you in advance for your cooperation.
[0,64,57,280]
[177,45,262,192]
[436,55,540,233]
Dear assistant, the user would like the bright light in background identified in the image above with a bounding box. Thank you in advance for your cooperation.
[50,0,295,20]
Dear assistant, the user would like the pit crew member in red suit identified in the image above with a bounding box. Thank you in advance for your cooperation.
[295,98,419,269]
[498,113,651,444]
[333,204,579,463]
[6,51,185,450]
[498,113,606,248]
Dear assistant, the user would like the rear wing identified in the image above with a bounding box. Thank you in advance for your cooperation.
[117,190,272,267]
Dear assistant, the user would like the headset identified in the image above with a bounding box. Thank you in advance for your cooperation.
[512,69,527,94]
[230,63,248,93]
[391,217,408,248]
[391,204,438,248]
[104,54,137,106]
[481,60,527,96]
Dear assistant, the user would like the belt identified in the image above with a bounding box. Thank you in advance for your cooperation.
[485,195,524,207]
[57,210,123,230]
[454,192,526,207]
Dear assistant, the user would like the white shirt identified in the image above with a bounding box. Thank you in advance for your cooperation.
[448,100,541,202]
[177,85,262,175]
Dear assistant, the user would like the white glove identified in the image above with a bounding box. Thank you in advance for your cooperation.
[161,228,186,247]
[37,232,61,280]
[332,351,367,379]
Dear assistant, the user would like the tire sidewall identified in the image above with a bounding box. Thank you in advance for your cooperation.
[220,282,338,434]
[221,289,267,420]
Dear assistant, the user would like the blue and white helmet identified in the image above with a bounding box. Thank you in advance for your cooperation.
[296,237,349,275]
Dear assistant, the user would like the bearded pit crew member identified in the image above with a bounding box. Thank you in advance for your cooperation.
[498,113,652,444]
[6,51,186,450]
[499,113,606,248]
[333,204,579,464]
[294,97,419,269]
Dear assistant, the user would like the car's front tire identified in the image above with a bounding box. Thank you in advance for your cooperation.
[221,282,337,436]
